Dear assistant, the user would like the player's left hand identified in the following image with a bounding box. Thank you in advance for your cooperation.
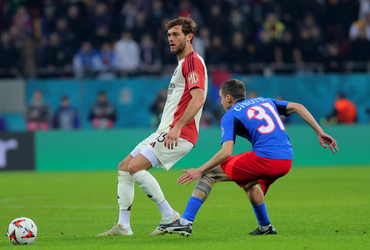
[164,127,181,149]
[177,168,202,185]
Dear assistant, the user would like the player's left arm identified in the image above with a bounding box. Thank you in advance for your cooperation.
[286,102,339,154]
[177,140,234,185]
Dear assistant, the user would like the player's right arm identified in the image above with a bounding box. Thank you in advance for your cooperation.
[177,112,235,185]
[285,102,339,154]
[177,140,233,185]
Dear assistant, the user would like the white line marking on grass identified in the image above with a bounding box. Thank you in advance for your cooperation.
[0,204,116,210]
[0,196,46,203]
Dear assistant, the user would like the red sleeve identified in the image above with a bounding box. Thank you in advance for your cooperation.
[182,52,206,91]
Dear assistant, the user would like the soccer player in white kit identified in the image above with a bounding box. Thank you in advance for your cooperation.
[97,16,208,236]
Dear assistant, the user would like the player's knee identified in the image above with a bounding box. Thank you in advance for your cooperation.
[118,158,130,171]
[127,162,139,175]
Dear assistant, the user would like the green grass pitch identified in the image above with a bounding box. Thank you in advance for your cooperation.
[0,166,369,250]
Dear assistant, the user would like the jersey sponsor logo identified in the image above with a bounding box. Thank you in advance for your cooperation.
[187,71,199,85]
[173,67,178,76]
[221,127,225,137]
[168,83,176,95]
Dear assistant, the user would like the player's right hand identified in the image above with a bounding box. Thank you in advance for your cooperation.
[177,169,202,185]
[318,132,339,154]
[164,127,181,149]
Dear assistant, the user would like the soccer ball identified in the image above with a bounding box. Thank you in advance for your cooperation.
[6,217,38,245]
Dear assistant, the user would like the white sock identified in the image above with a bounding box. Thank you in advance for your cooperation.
[117,171,134,228]
[132,170,165,204]
[180,218,192,225]
[118,210,131,229]
[157,199,174,218]
[259,224,271,232]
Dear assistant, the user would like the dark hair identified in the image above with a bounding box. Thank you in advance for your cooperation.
[98,90,106,96]
[165,16,197,43]
[337,92,346,99]
[220,79,246,100]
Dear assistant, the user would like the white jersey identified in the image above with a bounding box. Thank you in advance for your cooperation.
[157,51,208,146]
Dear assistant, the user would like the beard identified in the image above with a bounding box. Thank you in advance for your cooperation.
[171,39,186,55]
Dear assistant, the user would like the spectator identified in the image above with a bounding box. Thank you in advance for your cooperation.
[73,41,97,78]
[55,18,75,51]
[0,31,20,77]
[295,28,324,71]
[178,0,204,27]
[349,12,370,40]
[227,31,249,73]
[206,4,228,37]
[206,35,227,71]
[254,0,281,24]
[94,42,116,79]
[139,34,160,74]
[325,92,357,124]
[259,13,285,42]
[44,32,72,76]
[149,88,167,127]
[346,28,370,72]
[193,27,210,59]
[67,5,92,49]
[120,1,139,32]
[9,25,24,48]
[253,30,276,71]
[228,8,253,42]
[130,11,148,43]
[91,2,111,48]
[41,6,57,37]
[12,6,32,35]
[324,42,343,73]
[147,0,165,40]
[275,30,298,73]
[26,90,50,131]
[115,32,140,74]
[0,112,6,131]
[52,96,79,130]
[89,91,116,129]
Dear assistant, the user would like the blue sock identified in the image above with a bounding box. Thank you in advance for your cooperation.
[252,203,270,226]
[182,196,204,222]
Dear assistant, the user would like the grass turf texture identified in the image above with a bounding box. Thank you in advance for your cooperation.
[0,167,369,250]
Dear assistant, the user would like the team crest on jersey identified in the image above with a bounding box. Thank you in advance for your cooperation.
[187,71,199,85]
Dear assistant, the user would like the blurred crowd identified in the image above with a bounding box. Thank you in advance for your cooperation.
[1,0,370,79]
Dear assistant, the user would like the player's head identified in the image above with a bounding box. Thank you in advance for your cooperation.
[165,16,197,55]
[98,91,107,103]
[61,96,70,107]
[219,79,246,111]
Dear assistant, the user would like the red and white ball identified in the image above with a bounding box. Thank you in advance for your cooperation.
[6,217,38,245]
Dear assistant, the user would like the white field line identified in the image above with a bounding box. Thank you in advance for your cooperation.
[0,196,47,203]
[0,204,116,210]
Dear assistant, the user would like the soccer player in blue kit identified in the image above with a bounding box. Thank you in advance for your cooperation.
[159,79,339,236]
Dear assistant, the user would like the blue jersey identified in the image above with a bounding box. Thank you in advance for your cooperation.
[220,97,293,160]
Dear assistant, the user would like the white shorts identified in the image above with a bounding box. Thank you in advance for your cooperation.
[130,131,194,171]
